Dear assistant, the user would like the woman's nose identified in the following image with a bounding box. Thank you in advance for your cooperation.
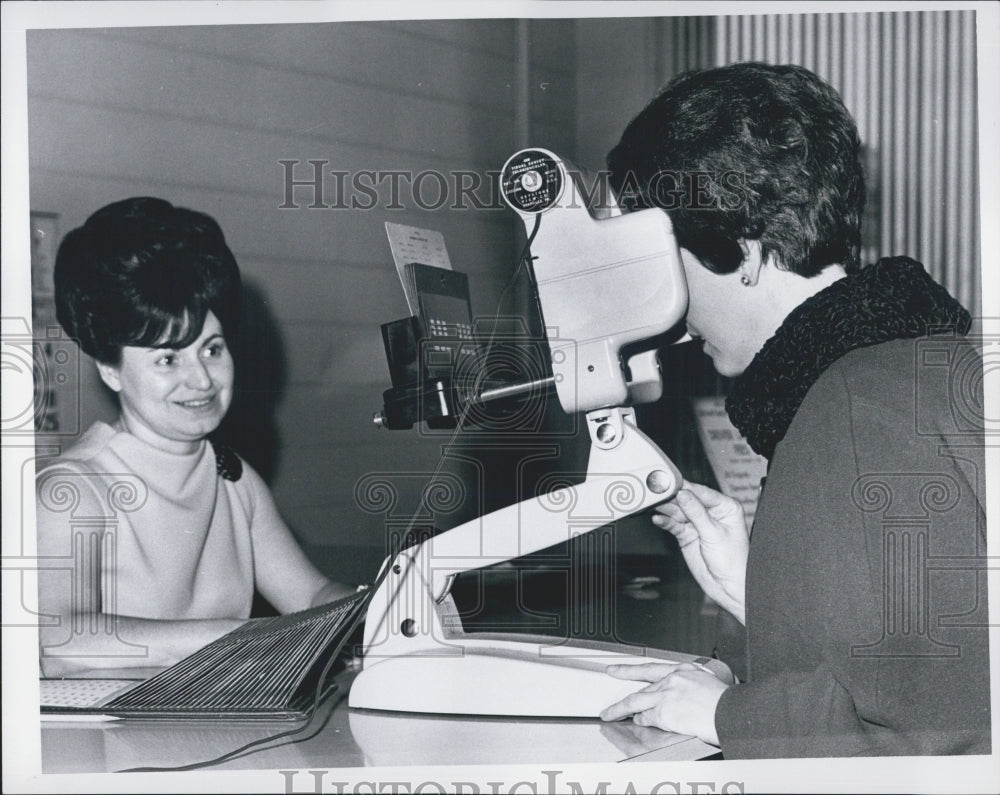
[184,357,213,390]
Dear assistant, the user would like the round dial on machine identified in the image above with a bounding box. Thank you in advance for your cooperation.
[500,149,565,214]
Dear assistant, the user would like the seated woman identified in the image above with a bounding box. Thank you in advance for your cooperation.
[36,197,356,676]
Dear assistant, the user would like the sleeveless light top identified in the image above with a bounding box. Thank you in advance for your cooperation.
[36,422,261,619]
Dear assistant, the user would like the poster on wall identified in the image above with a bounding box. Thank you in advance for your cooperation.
[691,396,768,529]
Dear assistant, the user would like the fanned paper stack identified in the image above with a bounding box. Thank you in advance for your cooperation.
[45,591,368,720]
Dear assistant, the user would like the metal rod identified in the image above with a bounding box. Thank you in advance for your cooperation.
[476,376,556,404]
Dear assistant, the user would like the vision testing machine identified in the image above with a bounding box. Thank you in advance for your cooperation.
[350,149,734,718]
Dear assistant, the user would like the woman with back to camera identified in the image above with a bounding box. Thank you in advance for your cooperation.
[36,197,355,676]
[598,63,989,757]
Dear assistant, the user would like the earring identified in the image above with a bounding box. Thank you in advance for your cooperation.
[740,273,751,286]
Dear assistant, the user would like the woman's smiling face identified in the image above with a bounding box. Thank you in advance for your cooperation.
[98,311,234,453]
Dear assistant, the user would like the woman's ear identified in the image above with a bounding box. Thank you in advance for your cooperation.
[96,360,122,393]
[738,239,765,286]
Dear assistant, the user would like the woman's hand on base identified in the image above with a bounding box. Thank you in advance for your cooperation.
[600,662,729,746]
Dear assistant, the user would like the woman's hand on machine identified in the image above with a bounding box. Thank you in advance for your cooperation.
[652,480,749,625]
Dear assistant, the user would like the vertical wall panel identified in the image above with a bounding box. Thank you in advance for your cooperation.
[959,11,978,314]
[945,14,963,300]
[713,10,980,317]
[891,13,906,258]
[931,11,947,302]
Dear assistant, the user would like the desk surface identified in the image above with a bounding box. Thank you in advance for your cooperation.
[40,670,717,773]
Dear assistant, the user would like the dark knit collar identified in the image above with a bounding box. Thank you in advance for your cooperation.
[725,257,971,461]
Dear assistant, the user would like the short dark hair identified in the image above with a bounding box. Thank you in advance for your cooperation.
[54,197,241,364]
[607,62,865,276]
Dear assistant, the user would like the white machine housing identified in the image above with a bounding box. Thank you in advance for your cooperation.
[499,147,688,413]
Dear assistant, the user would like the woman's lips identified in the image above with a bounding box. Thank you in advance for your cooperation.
[175,395,216,410]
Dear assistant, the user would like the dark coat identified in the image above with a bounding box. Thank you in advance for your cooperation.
[714,337,991,757]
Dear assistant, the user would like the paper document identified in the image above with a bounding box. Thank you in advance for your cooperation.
[41,678,141,708]
[384,222,452,315]
[691,396,768,528]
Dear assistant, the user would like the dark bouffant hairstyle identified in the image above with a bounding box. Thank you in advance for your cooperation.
[54,197,241,364]
[607,62,865,276]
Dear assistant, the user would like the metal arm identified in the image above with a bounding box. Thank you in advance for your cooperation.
[359,406,680,657]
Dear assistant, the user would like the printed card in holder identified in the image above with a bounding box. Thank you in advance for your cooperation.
[384,222,453,315]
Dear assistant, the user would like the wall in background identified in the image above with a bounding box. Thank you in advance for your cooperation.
[574,16,716,169]
[572,16,734,560]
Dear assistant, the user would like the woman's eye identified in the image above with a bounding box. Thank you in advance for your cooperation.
[203,342,225,358]
[156,354,176,367]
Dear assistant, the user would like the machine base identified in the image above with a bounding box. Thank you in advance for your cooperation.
[349,634,732,718]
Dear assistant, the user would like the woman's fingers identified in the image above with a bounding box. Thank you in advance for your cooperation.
[654,501,685,520]
[599,690,664,721]
[652,505,688,531]
[605,662,678,682]
[681,480,745,524]
[601,664,700,722]
[653,499,704,552]
[675,489,714,530]
[652,509,685,531]
[680,480,728,506]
